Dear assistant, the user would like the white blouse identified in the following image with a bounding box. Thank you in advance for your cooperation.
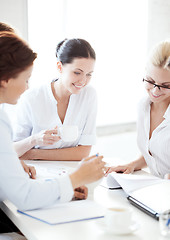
[137,96,170,178]
[13,83,97,149]
[0,109,74,211]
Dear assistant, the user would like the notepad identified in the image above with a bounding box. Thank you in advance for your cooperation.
[18,200,105,225]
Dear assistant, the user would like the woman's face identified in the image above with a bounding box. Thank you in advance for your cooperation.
[3,65,33,104]
[144,64,170,104]
[59,58,95,94]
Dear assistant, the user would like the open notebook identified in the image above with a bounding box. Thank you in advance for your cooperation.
[105,171,170,220]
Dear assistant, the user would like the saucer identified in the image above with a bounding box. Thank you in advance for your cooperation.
[96,219,140,235]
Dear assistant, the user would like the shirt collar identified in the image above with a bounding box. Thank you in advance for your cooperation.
[144,97,170,121]
[163,104,170,121]
[46,81,58,104]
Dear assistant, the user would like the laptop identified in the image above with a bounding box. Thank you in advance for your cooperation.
[127,181,170,220]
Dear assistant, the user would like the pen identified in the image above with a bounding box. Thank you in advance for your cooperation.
[166,218,170,227]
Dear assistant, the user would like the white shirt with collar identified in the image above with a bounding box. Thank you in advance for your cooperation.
[0,109,74,211]
[13,83,97,149]
[137,96,170,178]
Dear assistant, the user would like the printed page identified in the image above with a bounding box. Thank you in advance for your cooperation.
[108,171,164,194]
[18,200,105,225]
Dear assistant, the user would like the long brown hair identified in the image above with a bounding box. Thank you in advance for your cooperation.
[0,32,37,83]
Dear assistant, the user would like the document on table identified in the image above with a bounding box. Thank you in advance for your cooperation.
[104,170,163,194]
[18,200,105,225]
[26,161,75,180]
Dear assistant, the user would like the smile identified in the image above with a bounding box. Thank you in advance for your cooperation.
[72,83,85,89]
[151,92,162,98]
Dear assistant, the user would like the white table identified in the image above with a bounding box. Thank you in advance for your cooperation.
[0,160,165,240]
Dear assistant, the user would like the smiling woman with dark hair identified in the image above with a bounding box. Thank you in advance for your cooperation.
[13,38,98,161]
[0,29,106,235]
[0,30,105,214]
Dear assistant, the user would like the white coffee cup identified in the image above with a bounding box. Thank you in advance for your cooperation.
[57,125,78,142]
[104,207,134,233]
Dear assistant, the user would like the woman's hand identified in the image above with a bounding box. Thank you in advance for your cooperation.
[105,162,136,176]
[104,157,147,176]
[20,160,36,179]
[69,154,106,189]
[73,186,88,200]
[14,127,60,158]
[32,128,61,147]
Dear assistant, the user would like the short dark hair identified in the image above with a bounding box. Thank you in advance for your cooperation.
[0,32,37,82]
[56,38,96,64]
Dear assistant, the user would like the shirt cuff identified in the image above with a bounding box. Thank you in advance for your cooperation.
[78,134,96,145]
[57,174,74,203]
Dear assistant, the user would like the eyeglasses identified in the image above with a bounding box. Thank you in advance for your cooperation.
[143,78,170,90]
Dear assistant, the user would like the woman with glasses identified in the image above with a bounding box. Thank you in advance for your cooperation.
[106,40,170,179]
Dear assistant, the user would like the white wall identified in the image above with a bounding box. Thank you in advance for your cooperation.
[0,0,28,122]
[27,0,148,127]
[0,0,28,39]
[147,0,170,51]
[1,0,170,128]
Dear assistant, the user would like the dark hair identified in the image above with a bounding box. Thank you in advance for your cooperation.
[0,32,37,82]
[0,22,15,33]
[56,38,96,64]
